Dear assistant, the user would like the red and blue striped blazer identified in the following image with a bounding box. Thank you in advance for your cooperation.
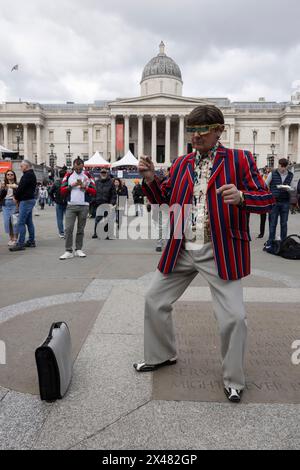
[142,145,275,280]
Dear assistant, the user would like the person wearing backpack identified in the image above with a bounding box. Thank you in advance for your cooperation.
[264,158,294,251]
[49,169,68,238]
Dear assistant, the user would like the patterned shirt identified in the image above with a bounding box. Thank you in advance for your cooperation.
[185,144,219,250]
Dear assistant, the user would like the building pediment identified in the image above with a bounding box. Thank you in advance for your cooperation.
[109,94,215,108]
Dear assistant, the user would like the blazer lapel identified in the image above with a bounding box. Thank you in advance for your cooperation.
[207,146,226,190]
[186,153,195,189]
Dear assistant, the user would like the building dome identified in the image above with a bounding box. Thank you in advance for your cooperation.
[141,42,182,83]
[140,42,183,96]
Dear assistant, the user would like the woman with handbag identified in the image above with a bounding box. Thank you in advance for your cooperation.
[0,170,19,246]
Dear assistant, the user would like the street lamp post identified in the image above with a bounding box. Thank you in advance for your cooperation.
[49,143,57,180]
[252,130,258,162]
[15,125,22,157]
[66,130,71,168]
[269,143,275,168]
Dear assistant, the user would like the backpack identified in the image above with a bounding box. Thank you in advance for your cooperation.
[279,234,300,260]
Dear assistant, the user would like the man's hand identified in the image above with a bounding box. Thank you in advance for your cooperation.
[138,156,155,183]
[217,184,243,206]
[79,181,87,191]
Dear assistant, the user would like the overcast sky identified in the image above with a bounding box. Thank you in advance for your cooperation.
[1,0,300,104]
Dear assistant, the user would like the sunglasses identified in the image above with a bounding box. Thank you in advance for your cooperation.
[186,123,222,135]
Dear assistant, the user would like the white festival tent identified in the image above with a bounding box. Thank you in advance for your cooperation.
[0,144,16,155]
[84,151,111,168]
[111,150,139,168]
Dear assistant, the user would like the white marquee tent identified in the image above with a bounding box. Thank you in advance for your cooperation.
[84,151,110,168]
[111,150,139,168]
[0,144,16,156]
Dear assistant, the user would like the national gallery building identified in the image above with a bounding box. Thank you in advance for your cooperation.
[1,42,300,169]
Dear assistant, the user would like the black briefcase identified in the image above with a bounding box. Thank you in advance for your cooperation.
[35,322,72,401]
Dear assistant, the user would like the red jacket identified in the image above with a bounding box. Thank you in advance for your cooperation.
[142,145,275,280]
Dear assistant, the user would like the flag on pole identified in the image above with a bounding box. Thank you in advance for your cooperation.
[11,65,19,72]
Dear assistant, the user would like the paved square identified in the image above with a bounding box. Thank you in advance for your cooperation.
[153,302,300,404]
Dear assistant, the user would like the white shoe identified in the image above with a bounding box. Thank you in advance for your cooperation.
[60,251,74,260]
[8,240,16,246]
[75,250,86,258]
[59,234,65,239]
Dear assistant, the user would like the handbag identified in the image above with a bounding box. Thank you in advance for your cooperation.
[35,322,72,401]
[11,212,19,229]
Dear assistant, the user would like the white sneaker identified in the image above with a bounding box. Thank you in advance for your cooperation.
[75,250,86,258]
[59,234,65,239]
[60,251,74,260]
[8,240,16,246]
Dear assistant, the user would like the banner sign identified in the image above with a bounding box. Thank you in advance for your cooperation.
[0,161,12,174]
[116,123,124,153]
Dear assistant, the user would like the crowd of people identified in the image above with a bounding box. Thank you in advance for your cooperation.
[0,157,165,258]
[1,155,299,260]
[256,160,300,250]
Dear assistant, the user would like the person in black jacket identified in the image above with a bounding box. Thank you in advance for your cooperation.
[92,169,117,239]
[114,178,128,230]
[49,169,68,238]
[9,160,37,252]
[265,158,294,249]
[132,179,144,217]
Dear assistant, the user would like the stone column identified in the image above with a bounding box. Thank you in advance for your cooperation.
[284,124,290,158]
[151,115,157,163]
[88,124,93,156]
[297,124,300,163]
[124,114,130,154]
[279,126,285,155]
[36,124,42,164]
[3,123,8,148]
[229,123,235,148]
[165,115,171,164]
[110,115,116,162]
[138,114,144,157]
[102,124,108,160]
[23,124,28,158]
[178,114,185,155]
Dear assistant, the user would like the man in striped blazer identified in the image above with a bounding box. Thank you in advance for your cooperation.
[133,105,275,403]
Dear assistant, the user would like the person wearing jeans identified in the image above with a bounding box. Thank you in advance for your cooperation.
[9,160,37,252]
[59,158,96,260]
[17,199,36,247]
[49,169,68,238]
[265,158,294,249]
[0,170,19,246]
[56,203,67,237]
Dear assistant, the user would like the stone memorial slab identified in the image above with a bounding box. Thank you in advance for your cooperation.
[153,302,300,404]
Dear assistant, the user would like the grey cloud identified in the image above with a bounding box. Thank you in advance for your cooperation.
[0,0,299,103]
